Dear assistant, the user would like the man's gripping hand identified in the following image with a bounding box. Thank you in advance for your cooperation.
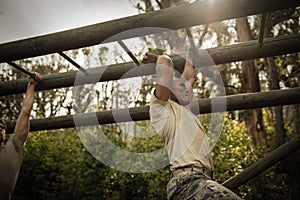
[142,52,159,64]
[29,72,42,85]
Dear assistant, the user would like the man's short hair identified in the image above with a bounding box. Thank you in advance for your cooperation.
[0,118,7,130]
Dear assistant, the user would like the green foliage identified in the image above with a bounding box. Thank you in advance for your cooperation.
[14,129,88,199]
[12,113,298,200]
[211,116,259,180]
[204,113,294,199]
[201,113,262,182]
[13,125,169,200]
[0,65,24,121]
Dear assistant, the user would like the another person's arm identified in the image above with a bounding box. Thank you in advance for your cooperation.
[14,72,42,144]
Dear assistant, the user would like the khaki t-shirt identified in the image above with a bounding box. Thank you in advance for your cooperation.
[150,94,213,172]
[0,135,24,200]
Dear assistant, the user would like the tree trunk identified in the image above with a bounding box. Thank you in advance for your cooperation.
[282,12,300,139]
[264,9,297,147]
[266,57,286,147]
[236,17,265,144]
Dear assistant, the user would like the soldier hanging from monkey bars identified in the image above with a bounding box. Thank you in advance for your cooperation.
[142,48,243,200]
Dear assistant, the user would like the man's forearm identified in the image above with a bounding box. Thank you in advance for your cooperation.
[183,57,196,86]
[155,55,174,101]
[13,72,41,143]
[13,82,36,143]
[21,83,35,115]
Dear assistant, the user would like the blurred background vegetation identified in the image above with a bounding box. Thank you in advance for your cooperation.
[0,0,299,199]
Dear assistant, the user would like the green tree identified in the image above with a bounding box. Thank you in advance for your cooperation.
[208,112,295,199]
[11,111,298,199]
[0,64,25,121]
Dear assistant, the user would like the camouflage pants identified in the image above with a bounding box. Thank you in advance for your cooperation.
[167,171,243,200]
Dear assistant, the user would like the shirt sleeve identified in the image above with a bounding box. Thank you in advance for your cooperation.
[149,93,170,135]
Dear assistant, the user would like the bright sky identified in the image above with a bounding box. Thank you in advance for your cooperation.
[0,0,139,44]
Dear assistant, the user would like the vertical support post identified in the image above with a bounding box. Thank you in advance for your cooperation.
[58,52,88,75]
[258,13,268,47]
[117,40,140,66]
[185,28,198,54]
[7,61,37,79]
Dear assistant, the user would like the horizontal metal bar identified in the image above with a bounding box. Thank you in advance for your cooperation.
[0,0,299,62]
[1,33,299,96]
[5,87,300,134]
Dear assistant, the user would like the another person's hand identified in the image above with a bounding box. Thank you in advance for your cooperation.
[29,72,42,85]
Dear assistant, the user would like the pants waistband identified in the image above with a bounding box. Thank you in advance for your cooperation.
[171,166,214,180]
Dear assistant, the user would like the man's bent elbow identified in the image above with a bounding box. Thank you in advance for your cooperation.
[157,55,173,67]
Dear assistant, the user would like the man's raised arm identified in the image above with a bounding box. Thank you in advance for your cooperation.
[182,48,197,87]
[142,53,174,101]
[14,72,42,144]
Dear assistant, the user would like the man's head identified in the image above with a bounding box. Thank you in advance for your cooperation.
[170,76,193,106]
[0,118,7,145]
